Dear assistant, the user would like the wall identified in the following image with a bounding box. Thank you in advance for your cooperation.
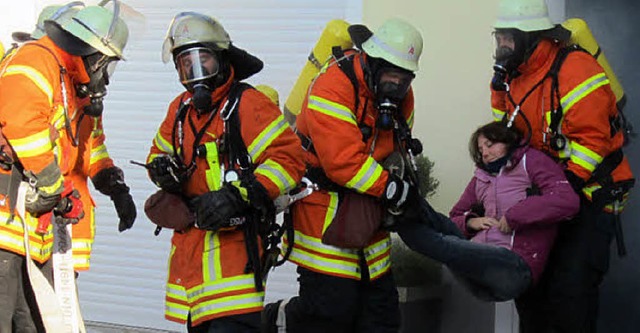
[566,1,640,331]
[362,0,499,214]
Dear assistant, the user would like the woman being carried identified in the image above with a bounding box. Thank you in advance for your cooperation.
[395,122,579,301]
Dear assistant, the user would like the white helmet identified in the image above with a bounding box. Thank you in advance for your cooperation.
[161,12,231,64]
[55,0,129,59]
[361,18,423,72]
[494,0,555,32]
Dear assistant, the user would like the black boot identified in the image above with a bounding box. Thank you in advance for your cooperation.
[261,300,282,333]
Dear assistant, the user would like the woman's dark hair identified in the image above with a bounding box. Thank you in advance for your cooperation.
[469,122,522,167]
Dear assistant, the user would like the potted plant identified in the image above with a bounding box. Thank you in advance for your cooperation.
[389,153,444,332]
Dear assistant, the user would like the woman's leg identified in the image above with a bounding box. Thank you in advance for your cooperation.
[396,219,531,301]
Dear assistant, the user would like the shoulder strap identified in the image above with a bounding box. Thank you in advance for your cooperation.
[547,45,588,147]
[223,81,254,171]
[332,46,360,115]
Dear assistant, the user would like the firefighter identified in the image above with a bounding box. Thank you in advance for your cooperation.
[489,0,634,331]
[0,4,129,331]
[146,12,304,332]
[262,18,423,332]
[10,1,137,274]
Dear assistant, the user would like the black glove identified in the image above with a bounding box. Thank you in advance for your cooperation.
[112,192,136,232]
[191,183,249,232]
[382,173,419,212]
[147,155,188,194]
[53,188,84,225]
[92,167,137,232]
[564,170,585,194]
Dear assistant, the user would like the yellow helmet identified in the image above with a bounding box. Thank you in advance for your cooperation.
[361,18,423,72]
[494,0,555,32]
[53,0,129,59]
[255,84,280,107]
[161,12,231,64]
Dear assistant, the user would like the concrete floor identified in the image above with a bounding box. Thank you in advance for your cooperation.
[85,321,179,333]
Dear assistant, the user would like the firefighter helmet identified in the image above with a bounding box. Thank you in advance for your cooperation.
[361,18,423,72]
[161,12,231,64]
[52,0,129,59]
[494,0,555,32]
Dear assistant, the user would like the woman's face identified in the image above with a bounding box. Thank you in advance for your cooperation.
[478,134,508,164]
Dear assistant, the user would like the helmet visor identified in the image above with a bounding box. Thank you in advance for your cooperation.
[175,47,220,84]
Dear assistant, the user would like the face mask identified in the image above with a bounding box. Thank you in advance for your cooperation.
[192,83,213,114]
[374,69,414,130]
[78,53,117,117]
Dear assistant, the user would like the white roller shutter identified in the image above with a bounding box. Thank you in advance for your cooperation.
[77,0,361,330]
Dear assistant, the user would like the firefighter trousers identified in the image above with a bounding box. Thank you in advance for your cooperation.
[281,266,400,333]
[515,201,615,333]
[0,249,53,333]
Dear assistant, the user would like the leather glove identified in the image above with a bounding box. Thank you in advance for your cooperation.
[53,187,84,225]
[564,170,585,194]
[382,173,419,212]
[92,167,137,232]
[147,156,188,194]
[26,191,61,216]
[112,192,136,232]
[191,182,249,232]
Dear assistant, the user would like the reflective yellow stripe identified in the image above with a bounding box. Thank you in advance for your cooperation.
[0,211,53,261]
[561,73,609,112]
[254,159,296,193]
[38,174,63,195]
[147,153,163,164]
[492,108,506,121]
[191,292,264,323]
[293,230,359,260]
[345,156,383,193]
[203,231,221,281]
[3,65,53,106]
[165,300,189,322]
[570,141,603,173]
[90,144,110,165]
[248,115,288,161]
[308,95,357,126]
[153,131,173,154]
[321,192,339,234]
[187,275,259,302]
[203,142,222,191]
[9,128,53,158]
[583,184,630,212]
[51,105,65,130]
[406,109,415,129]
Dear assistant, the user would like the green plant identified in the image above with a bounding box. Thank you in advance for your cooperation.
[391,153,442,287]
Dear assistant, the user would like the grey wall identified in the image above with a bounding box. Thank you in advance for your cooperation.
[566,1,640,332]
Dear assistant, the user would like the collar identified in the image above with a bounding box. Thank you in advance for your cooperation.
[517,39,560,76]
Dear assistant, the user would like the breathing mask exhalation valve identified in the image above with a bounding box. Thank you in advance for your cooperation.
[376,98,397,130]
[491,62,509,92]
[192,83,213,114]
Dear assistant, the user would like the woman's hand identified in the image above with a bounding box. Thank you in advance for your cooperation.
[467,217,499,231]
[498,216,512,234]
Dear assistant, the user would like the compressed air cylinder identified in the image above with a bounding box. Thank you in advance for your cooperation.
[255,84,280,107]
[562,18,625,109]
[283,19,353,124]
[0,42,4,60]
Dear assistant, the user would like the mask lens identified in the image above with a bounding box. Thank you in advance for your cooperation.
[175,47,220,84]
[377,68,414,100]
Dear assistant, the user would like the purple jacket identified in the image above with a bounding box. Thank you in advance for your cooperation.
[449,146,580,283]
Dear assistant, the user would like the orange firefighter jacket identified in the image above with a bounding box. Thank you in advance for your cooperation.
[292,51,415,281]
[66,114,115,271]
[0,37,90,262]
[491,39,633,210]
[147,70,304,326]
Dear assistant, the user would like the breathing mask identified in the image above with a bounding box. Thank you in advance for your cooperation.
[77,52,118,117]
[175,47,224,114]
[373,66,414,130]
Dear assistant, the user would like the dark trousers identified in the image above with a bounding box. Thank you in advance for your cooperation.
[188,312,261,333]
[395,199,532,302]
[283,266,400,333]
[515,203,615,333]
[0,249,52,333]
